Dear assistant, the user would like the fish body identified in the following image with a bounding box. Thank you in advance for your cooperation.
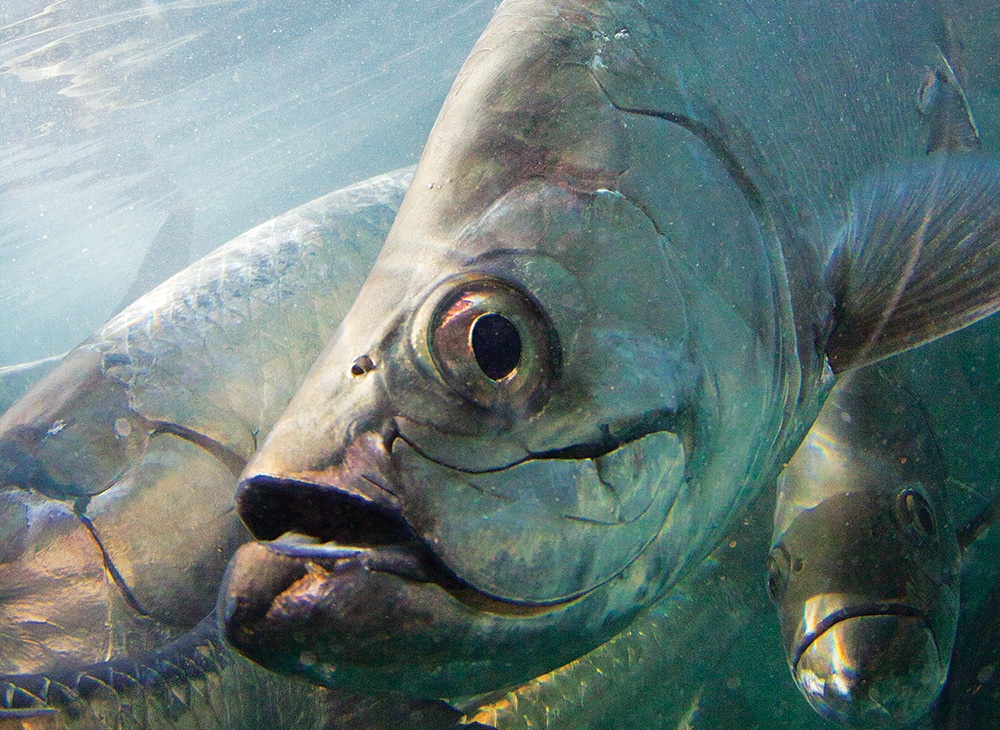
[0,170,411,674]
[0,615,332,730]
[769,367,961,727]
[0,612,485,730]
[220,0,1000,698]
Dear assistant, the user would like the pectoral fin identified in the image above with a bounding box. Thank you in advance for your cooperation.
[825,155,1000,372]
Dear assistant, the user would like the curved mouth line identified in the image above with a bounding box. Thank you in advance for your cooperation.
[239,476,571,616]
[398,406,688,475]
[792,603,930,674]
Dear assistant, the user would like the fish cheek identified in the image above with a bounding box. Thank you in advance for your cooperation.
[389,430,686,604]
[376,190,699,605]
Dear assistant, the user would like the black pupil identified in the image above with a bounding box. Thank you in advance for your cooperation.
[471,313,521,381]
[906,493,935,534]
[766,556,781,602]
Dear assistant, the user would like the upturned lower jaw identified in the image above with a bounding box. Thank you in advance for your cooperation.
[265,531,442,583]
[217,537,591,696]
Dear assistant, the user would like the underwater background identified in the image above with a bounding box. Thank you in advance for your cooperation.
[0,0,495,366]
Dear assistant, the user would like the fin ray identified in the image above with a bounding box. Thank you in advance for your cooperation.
[827,155,1000,371]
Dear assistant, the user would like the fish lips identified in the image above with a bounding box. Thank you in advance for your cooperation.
[792,603,947,727]
[219,475,612,695]
[218,532,446,680]
[220,408,684,693]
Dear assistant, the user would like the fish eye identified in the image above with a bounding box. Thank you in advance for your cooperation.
[896,487,936,539]
[766,545,792,604]
[417,276,559,410]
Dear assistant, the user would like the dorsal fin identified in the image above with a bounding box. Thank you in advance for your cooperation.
[920,20,980,154]
[114,208,193,314]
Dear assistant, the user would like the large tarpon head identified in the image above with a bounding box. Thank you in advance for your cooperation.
[768,367,961,727]
[221,0,797,694]
[221,0,1000,695]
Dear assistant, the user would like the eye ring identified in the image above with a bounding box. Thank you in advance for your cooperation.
[412,275,560,411]
[896,486,936,540]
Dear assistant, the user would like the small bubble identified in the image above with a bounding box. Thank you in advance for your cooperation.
[114,418,132,438]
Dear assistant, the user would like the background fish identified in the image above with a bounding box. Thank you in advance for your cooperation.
[769,367,961,727]
[221,0,1000,699]
[0,613,484,730]
[0,169,410,674]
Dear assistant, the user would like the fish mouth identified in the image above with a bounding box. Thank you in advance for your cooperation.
[792,603,930,675]
[220,475,592,694]
[233,475,559,615]
[791,604,945,727]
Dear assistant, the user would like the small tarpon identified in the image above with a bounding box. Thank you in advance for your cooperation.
[0,170,411,675]
[768,367,960,727]
[220,0,1000,698]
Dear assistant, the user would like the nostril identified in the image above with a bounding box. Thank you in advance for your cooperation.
[236,476,416,547]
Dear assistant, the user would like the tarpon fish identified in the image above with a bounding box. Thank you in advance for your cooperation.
[0,169,410,675]
[219,0,1000,697]
[768,367,960,727]
[0,167,518,729]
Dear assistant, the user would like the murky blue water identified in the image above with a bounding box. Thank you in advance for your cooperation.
[0,0,494,366]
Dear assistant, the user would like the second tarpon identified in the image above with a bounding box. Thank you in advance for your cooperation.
[769,367,961,727]
[0,170,411,675]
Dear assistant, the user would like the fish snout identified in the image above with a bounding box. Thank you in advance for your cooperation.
[794,610,946,728]
[235,422,408,544]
